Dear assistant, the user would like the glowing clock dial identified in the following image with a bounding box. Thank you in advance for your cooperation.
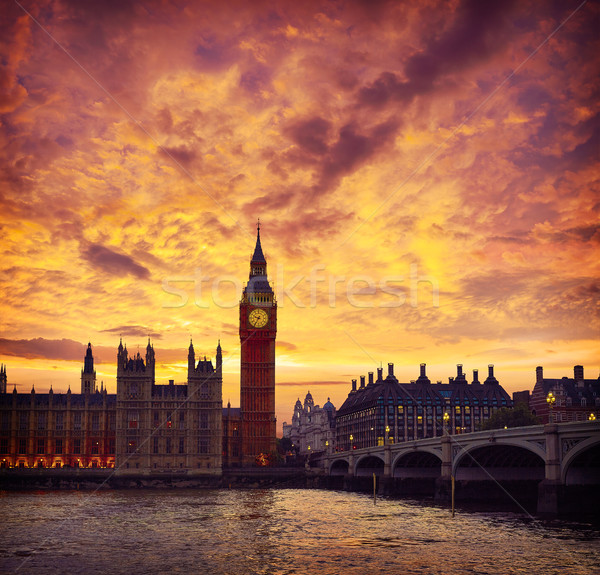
[248,308,269,328]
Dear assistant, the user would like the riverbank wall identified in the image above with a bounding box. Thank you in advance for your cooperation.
[0,467,314,491]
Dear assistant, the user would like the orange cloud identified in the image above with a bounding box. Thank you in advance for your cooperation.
[1,0,599,432]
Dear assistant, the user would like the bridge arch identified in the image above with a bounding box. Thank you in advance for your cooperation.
[453,441,545,481]
[392,449,442,479]
[355,454,384,477]
[562,436,600,485]
[329,459,350,476]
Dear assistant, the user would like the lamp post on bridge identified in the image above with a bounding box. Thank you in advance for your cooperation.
[443,412,450,435]
[546,391,556,423]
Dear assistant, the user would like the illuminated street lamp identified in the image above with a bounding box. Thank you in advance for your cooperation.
[385,425,390,444]
[589,413,596,421]
[349,434,354,451]
[546,392,556,423]
[443,412,450,434]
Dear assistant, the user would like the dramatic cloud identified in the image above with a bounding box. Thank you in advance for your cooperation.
[0,338,87,361]
[1,0,599,429]
[82,243,151,280]
[358,0,519,107]
[101,326,162,339]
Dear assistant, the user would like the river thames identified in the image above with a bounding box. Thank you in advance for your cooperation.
[0,489,598,574]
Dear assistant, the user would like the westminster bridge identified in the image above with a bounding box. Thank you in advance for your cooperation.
[320,421,600,515]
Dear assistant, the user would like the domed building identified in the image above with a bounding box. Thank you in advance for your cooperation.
[282,392,336,456]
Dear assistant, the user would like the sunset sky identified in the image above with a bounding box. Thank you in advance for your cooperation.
[1,0,598,433]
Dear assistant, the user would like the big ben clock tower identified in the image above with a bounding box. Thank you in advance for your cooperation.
[239,221,277,464]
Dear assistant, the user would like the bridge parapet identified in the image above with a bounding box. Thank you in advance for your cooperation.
[323,421,600,485]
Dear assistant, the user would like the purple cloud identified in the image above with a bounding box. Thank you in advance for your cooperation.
[82,243,151,279]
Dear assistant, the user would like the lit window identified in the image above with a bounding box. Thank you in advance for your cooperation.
[128,412,139,429]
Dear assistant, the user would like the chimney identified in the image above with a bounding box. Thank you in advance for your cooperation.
[420,363,426,378]
[377,367,383,381]
[574,365,584,388]
[457,364,463,378]
[368,372,374,385]
[472,369,479,384]
[360,376,365,389]
[536,366,543,384]
[351,379,357,392]
[388,363,394,377]
[484,364,498,385]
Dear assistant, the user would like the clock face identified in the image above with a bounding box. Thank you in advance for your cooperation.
[248,308,269,328]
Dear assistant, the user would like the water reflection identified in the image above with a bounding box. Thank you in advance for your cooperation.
[0,489,598,574]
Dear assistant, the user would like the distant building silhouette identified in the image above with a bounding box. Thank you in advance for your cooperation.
[512,390,531,407]
[81,343,96,394]
[0,364,7,395]
[282,392,336,455]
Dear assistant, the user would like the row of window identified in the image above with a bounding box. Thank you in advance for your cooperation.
[125,411,212,428]
[549,397,599,407]
[0,437,115,455]
[127,437,211,455]
[339,403,500,423]
[1,411,115,431]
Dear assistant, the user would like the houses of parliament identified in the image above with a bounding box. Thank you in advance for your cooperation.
[0,226,277,473]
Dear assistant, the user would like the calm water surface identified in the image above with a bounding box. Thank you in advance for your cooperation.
[0,489,598,574]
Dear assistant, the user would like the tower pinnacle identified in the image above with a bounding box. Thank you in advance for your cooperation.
[251,221,266,265]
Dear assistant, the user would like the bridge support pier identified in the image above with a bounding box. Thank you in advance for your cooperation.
[537,424,562,515]
[342,453,355,491]
[383,445,391,478]
[434,435,453,503]
[537,480,561,515]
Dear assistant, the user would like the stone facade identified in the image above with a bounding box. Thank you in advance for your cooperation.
[282,392,336,455]
[0,357,116,470]
[0,341,223,473]
[115,339,223,475]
